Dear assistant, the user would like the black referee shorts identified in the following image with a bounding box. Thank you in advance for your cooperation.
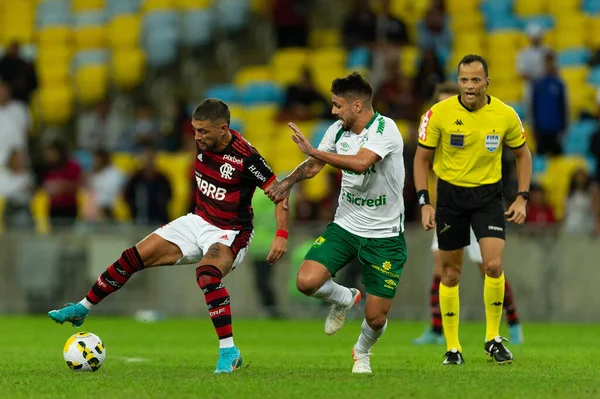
[435,179,506,251]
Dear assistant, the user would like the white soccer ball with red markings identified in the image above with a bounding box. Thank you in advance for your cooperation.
[63,332,106,371]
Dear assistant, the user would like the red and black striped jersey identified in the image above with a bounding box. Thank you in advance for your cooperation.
[193,129,276,230]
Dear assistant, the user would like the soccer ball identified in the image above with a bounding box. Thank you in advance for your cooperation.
[63,332,106,371]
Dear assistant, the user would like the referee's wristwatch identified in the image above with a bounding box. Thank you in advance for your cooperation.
[517,191,529,201]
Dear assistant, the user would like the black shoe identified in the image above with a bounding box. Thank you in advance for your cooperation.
[443,348,464,365]
[485,336,514,364]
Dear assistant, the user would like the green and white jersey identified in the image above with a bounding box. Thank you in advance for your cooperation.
[317,112,405,238]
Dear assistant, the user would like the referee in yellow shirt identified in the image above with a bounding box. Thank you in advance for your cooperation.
[414,54,532,365]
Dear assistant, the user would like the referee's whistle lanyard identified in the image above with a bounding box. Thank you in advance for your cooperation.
[357,237,380,264]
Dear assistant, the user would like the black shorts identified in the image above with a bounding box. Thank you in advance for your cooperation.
[435,179,506,251]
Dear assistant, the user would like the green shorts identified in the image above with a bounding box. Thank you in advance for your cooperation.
[304,222,408,299]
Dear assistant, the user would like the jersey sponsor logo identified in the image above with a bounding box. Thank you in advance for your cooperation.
[220,163,235,180]
[450,134,465,148]
[371,263,399,278]
[223,154,243,166]
[485,134,500,152]
[453,119,464,126]
[488,225,503,231]
[313,236,325,247]
[248,164,267,182]
[196,175,227,200]
[340,142,350,152]
[382,261,392,271]
[341,190,387,207]
[343,165,376,176]
[418,109,433,141]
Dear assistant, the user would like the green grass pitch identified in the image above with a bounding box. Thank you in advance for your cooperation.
[0,317,598,399]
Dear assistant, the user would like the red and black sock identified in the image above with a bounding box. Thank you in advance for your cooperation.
[430,276,443,335]
[503,279,520,326]
[86,247,144,304]
[196,265,233,344]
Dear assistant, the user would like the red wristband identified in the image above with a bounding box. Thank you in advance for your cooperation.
[276,229,289,239]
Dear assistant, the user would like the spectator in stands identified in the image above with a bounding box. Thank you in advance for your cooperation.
[42,140,83,227]
[590,96,600,181]
[272,0,309,48]
[279,67,329,122]
[76,99,112,152]
[373,58,421,121]
[83,150,126,222]
[413,48,446,103]
[525,183,556,226]
[0,41,38,104]
[518,23,549,104]
[531,51,567,156]
[120,101,161,153]
[124,145,171,226]
[564,168,597,235]
[376,0,410,46]
[0,149,33,228]
[0,80,30,168]
[342,0,377,50]
[162,97,192,152]
[417,8,451,61]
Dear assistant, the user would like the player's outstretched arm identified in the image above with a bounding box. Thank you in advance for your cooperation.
[505,143,532,225]
[266,199,289,265]
[414,146,436,231]
[265,157,326,203]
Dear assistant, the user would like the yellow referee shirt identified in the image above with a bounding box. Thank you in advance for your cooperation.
[418,95,526,188]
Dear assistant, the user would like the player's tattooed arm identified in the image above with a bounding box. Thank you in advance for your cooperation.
[266,157,325,203]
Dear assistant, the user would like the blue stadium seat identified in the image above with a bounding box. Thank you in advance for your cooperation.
[107,0,140,16]
[143,12,180,68]
[583,0,600,14]
[508,102,527,121]
[532,155,547,175]
[487,15,521,31]
[346,47,371,69]
[72,49,109,69]
[73,11,107,27]
[587,156,597,178]
[310,120,333,148]
[481,0,513,20]
[204,84,240,103]
[558,48,591,67]
[229,119,244,133]
[182,9,213,47]
[239,83,283,105]
[37,0,71,28]
[73,150,94,173]
[144,11,179,37]
[564,138,590,155]
[214,0,250,32]
[588,66,600,87]
[519,15,555,30]
[563,120,598,155]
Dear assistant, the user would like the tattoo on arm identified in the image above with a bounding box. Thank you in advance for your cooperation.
[287,158,318,184]
[204,244,221,259]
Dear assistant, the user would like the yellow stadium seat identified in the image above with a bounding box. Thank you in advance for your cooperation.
[587,16,600,48]
[1,20,35,45]
[38,64,70,86]
[540,156,588,220]
[310,48,346,71]
[548,0,581,16]
[74,25,106,50]
[175,0,211,8]
[250,0,269,15]
[39,85,74,125]
[312,67,346,97]
[38,26,72,46]
[112,48,146,90]
[303,172,330,202]
[561,66,588,85]
[30,190,51,235]
[449,12,484,32]
[234,65,272,86]
[555,12,588,29]
[514,0,546,16]
[143,0,175,11]
[271,47,309,86]
[410,0,431,19]
[385,0,410,20]
[242,104,278,127]
[155,152,194,220]
[72,0,104,12]
[309,29,342,49]
[395,119,414,143]
[112,196,131,222]
[75,65,109,105]
[445,0,480,15]
[399,46,420,77]
[554,27,586,50]
[108,14,141,48]
[489,83,522,103]
[228,104,245,122]
[486,31,522,52]
[37,45,72,66]
[111,152,139,174]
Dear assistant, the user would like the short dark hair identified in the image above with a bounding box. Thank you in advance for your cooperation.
[330,72,373,103]
[192,98,230,125]
[433,81,460,101]
[457,54,489,77]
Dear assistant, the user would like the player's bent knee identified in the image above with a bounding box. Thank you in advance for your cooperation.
[365,314,387,331]
[296,273,319,296]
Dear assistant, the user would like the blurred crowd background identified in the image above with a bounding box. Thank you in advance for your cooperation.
[1,0,600,235]
[1,0,600,319]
